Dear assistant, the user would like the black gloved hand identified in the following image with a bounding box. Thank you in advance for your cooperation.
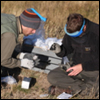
[60,63,73,74]
[50,43,61,54]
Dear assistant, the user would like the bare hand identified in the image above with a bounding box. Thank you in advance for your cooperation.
[66,64,83,76]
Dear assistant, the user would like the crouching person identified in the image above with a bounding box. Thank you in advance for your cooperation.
[1,8,41,78]
[47,13,99,96]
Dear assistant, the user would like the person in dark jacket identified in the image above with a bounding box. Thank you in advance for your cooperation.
[1,8,42,77]
[47,13,99,95]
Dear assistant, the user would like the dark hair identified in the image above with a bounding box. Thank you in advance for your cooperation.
[66,13,84,33]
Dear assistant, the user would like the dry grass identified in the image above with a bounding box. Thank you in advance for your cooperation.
[1,68,99,99]
[1,1,99,38]
[1,1,99,99]
[1,68,56,99]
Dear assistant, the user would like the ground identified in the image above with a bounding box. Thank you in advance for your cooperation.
[1,68,57,99]
[1,68,99,99]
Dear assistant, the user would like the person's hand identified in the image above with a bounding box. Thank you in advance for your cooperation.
[20,59,34,69]
[66,64,83,76]
[50,43,61,54]
[20,53,41,67]
[19,52,38,60]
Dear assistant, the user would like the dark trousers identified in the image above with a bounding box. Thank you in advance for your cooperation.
[47,67,99,92]
[1,66,21,77]
[1,49,21,78]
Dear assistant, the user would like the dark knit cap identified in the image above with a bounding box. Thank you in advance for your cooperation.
[19,8,41,29]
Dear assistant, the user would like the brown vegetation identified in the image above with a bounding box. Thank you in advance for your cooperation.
[1,1,99,39]
[1,1,99,99]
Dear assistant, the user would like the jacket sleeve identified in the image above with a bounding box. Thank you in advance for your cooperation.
[56,34,74,57]
[1,32,21,68]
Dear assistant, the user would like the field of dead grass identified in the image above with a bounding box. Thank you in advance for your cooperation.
[1,1,99,99]
[1,68,99,99]
[1,1,99,39]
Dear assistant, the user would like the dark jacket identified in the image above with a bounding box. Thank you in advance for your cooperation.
[57,18,99,71]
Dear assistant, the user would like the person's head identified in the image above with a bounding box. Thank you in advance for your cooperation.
[19,8,41,36]
[64,13,86,37]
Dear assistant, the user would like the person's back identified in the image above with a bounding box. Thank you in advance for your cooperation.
[1,13,18,40]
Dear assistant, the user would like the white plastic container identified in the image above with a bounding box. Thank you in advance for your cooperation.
[21,77,31,89]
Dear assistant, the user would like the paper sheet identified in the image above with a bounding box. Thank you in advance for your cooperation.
[57,92,72,99]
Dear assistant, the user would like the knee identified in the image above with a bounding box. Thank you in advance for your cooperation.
[47,71,57,85]
[47,71,54,82]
